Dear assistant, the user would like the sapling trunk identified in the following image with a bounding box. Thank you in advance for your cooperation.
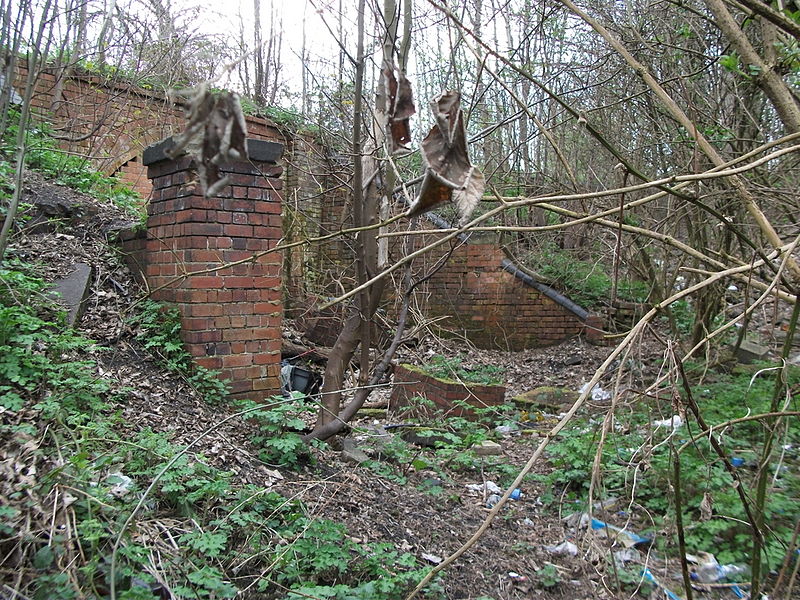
[749,294,800,598]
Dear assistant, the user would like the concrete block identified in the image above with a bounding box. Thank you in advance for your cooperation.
[735,339,769,364]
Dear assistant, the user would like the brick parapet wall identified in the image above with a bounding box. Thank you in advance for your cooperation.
[120,140,285,399]
[389,364,507,419]
[12,60,286,191]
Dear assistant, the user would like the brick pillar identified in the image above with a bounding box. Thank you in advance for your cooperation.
[141,138,284,399]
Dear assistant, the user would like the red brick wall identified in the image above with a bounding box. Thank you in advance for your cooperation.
[389,364,507,419]
[13,60,286,193]
[130,147,284,399]
[390,229,598,350]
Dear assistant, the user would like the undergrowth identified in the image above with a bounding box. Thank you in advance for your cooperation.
[525,242,649,309]
[127,299,230,401]
[422,354,505,386]
[540,365,800,569]
[0,262,440,599]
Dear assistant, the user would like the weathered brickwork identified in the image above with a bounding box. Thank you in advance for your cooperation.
[121,142,285,399]
[389,364,507,419]
[389,229,603,350]
[13,60,285,191]
[11,60,603,351]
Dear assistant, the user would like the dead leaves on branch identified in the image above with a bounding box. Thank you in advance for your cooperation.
[167,84,248,198]
[383,63,416,155]
[407,90,485,224]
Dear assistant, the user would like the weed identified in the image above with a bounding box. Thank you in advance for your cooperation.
[542,367,800,567]
[127,299,230,401]
[0,107,145,221]
[525,243,649,308]
[423,354,505,385]
[534,563,561,588]
[238,394,315,467]
[2,259,442,599]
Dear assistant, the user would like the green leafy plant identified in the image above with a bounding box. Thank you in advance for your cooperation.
[423,354,505,385]
[238,395,314,467]
[525,243,649,308]
[542,367,800,567]
[534,563,561,588]
[0,108,145,220]
[128,299,230,401]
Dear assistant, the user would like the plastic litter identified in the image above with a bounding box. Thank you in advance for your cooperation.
[642,568,683,600]
[421,552,442,565]
[510,488,522,500]
[544,540,578,556]
[486,494,502,508]
[589,517,651,548]
[107,472,133,498]
[688,552,749,583]
[495,424,519,437]
[653,414,684,429]
[613,548,641,566]
[731,457,745,467]
[579,382,611,402]
[466,481,502,495]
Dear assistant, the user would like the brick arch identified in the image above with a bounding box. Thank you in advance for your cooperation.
[13,60,284,197]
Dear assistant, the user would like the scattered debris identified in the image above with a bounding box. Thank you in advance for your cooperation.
[653,414,684,429]
[494,424,519,437]
[589,517,651,548]
[687,552,749,583]
[486,494,502,508]
[106,471,134,498]
[420,552,443,565]
[474,440,503,456]
[544,540,579,556]
[466,481,503,495]
[642,567,683,600]
[579,382,611,402]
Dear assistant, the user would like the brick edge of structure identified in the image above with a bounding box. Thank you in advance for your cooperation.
[389,364,507,419]
[409,212,609,349]
[119,136,285,400]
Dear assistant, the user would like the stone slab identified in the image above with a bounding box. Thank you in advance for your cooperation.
[143,136,284,166]
[513,386,579,411]
[341,438,370,464]
[474,440,503,456]
[51,263,93,327]
[735,339,769,364]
